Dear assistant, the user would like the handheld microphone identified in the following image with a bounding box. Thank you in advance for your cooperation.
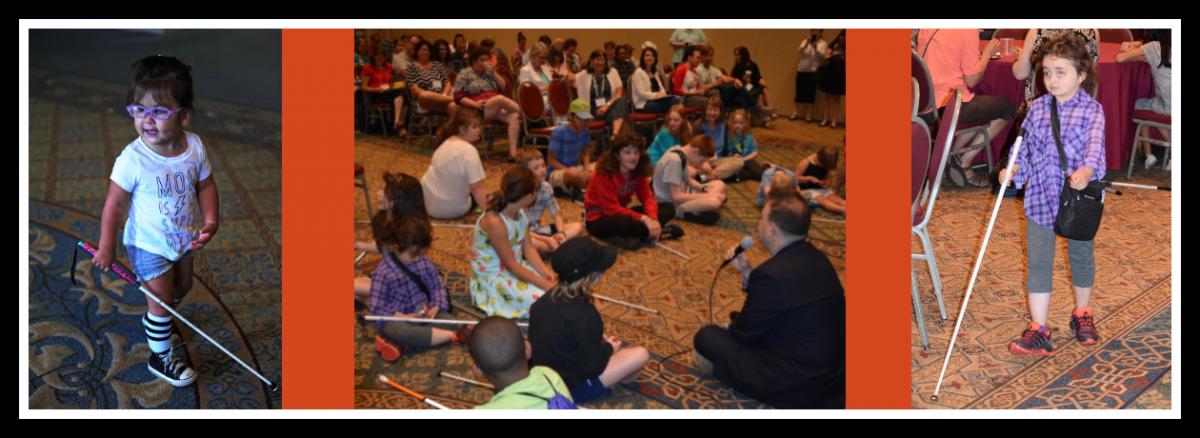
[718,236,755,270]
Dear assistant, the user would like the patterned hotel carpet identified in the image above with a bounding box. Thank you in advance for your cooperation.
[353,119,847,409]
[27,68,282,408]
[910,167,1172,409]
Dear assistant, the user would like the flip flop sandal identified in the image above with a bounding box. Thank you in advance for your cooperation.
[965,171,991,188]
[945,161,968,188]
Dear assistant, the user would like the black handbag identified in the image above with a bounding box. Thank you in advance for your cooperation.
[1049,97,1105,241]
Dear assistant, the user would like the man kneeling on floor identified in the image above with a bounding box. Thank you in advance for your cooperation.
[692,190,845,408]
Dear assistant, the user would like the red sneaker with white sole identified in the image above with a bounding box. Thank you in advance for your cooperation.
[375,335,404,363]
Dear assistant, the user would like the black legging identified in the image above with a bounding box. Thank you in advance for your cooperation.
[585,206,673,242]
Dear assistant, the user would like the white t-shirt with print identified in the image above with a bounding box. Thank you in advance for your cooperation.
[110,131,213,261]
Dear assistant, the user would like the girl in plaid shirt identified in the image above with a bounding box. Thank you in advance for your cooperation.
[998,33,1104,356]
[369,216,470,362]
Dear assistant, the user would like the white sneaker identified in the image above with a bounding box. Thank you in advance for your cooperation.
[1144,153,1158,170]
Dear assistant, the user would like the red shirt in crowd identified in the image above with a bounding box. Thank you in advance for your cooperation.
[584,169,657,223]
[361,63,393,89]
[672,63,697,96]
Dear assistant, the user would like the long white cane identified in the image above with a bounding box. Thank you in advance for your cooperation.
[930,136,1023,402]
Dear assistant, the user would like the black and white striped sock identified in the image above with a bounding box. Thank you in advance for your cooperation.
[144,312,174,354]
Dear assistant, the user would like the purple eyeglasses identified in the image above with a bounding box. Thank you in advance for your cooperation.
[126,104,185,121]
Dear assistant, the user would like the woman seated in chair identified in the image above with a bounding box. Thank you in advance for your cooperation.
[630,46,682,114]
[575,50,629,141]
[361,49,406,136]
[517,42,555,108]
[454,47,523,162]
[408,40,457,116]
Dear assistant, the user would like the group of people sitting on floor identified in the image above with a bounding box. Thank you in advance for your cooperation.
[354,94,847,407]
[355,29,849,408]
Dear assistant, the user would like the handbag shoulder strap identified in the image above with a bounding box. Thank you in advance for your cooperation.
[1048,97,1068,174]
[389,250,433,303]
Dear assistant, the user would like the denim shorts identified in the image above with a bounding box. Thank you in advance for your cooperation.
[125,245,184,282]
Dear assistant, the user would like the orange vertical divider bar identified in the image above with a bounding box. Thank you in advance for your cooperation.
[282,29,354,408]
[845,29,911,409]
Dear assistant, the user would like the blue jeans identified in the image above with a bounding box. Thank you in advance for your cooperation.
[1026,220,1095,294]
[639,96,683,114]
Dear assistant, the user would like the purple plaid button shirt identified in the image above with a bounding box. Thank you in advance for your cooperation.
[368,254,449,329]
[1012,92,1106,229]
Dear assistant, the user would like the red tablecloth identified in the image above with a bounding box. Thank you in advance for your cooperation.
[970,41,1154,171]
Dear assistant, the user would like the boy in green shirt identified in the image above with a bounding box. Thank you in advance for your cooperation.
[470,316,575,409]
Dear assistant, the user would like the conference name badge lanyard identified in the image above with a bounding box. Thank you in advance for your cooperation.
[431,80,442,90]
[592,75,609,108]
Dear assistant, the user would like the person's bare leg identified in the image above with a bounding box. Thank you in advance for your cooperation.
[354,276,371,300]
[1028,292,1051,327]
[561,221,583,239]
[393,95,406,130]
[823,94,834,125]
[702,179,726,198]
[1142,126,1170,160]
[817,195,846,215]
[143,268,177,318]
[564,167,587,190]
[529,233,557,254]
[985,117,1008,143]
[610,117,625,140]
[506,112,521,157]
[418,91,455,113]
[355,240,379,253]
[1073,286,1092,310]
[171,255,195,304]
[831,96,841,128]
[430,327,455,346]
[598,345,650,387]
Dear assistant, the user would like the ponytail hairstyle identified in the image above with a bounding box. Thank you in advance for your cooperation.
[1143,29,1171,69]
[381,172,427,220]
[487,165,539,213]
[436,106,481,145]
[546,272,602,303]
